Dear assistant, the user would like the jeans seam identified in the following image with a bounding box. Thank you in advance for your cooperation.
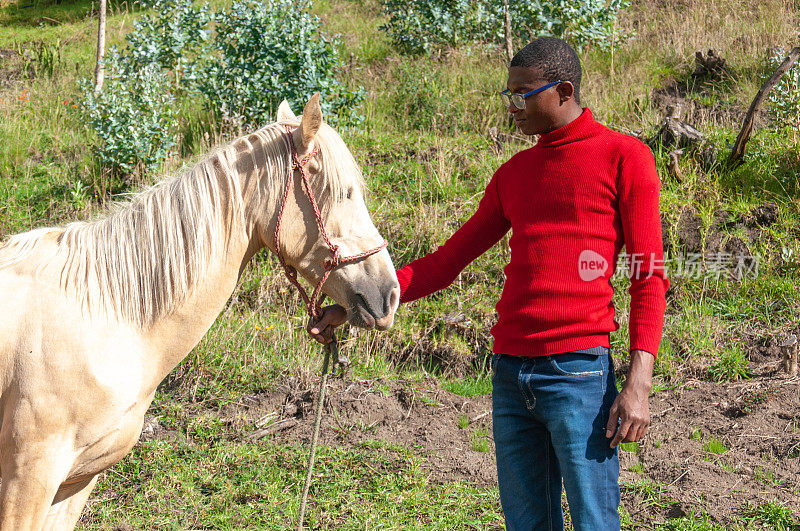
[546,431,552,531]
[548,358,603,377]
[518,360,537,414]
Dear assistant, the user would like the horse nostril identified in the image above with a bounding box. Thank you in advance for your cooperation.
[386,285,400,315]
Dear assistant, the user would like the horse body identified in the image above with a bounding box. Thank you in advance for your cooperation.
[0,95,399,530]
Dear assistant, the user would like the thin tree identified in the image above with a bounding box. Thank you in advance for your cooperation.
[94,0,107,95]
[503,0,513,63]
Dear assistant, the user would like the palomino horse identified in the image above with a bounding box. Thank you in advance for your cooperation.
[0,94,400,530]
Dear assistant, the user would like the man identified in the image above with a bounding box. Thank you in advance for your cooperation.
[309,36,668,530]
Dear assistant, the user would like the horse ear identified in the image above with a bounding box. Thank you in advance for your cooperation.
[277,100,296,122]
[297,93,323,149]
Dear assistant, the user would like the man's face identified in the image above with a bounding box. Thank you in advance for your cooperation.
[505,66,568,136]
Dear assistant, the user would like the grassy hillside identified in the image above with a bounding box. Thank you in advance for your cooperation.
[1,0,799,528]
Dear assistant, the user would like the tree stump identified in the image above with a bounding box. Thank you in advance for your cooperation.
[779,334,798,377]
[648,116,704,150]
[694,49,727,78]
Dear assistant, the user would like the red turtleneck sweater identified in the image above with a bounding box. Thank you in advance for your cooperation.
[396,108,669,357]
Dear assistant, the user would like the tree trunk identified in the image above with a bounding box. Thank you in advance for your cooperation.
[94,0,107,95]
[503,0,513,63]
[727,47,800,167]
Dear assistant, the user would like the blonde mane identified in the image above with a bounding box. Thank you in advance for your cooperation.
[0,119,364,329]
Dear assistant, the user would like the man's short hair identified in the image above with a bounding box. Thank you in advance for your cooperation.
[510,37,582,105]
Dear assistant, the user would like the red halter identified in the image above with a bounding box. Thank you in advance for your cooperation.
[273,126,387,320]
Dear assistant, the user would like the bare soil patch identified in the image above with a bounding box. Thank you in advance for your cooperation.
[623,373,800,524]
[225,376,498,486]
[141,354,799,525]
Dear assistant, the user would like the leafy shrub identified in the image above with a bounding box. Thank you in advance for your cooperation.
[80,0,362,182]
[507,0,631,49]
[381,0,630,55]
[381,0,495,55]
[125,0,212,88]
[765,47,800,132]
[80,50,178,180]
[198,0,364,127]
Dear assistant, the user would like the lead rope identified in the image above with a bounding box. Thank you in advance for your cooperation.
[297,335,336,531]
[274,127,387,530]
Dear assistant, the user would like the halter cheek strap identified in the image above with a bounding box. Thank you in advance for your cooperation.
[273,126,388,320]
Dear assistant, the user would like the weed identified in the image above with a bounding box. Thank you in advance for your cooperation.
[619,441,640,453]
[709,346,750,382]
[620,479,669,508]
[702,437,729,454]
[470,427,491,453]
[442,375,492,397]
[743,501,798,530]
[628,461,645,475]
[658,509,727,530]
[457,413,469,429]
[754,466,785,488]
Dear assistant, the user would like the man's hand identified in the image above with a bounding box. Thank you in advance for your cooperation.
[307,304,348,344]
[606,349,654,448]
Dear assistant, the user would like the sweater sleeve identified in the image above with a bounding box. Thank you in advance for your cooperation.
[618,143,670,357]
[397,171,511,303]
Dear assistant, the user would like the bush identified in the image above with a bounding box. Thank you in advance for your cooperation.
[381,0,630,55]
[80,0,362,182]
[197,0,364,127]
[80,50,178,180]
[125,0,212,88]
[381,0,495,55]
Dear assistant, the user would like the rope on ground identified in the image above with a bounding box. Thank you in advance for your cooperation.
[297,335,338,531]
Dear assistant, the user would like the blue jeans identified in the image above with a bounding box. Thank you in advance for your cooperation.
[491,347,620,531]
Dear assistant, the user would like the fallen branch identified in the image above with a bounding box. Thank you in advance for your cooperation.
[727,46,800,167]
[247,418,298,440]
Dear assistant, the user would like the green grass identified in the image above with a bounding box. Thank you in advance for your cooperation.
[702,437,729,455]
[709,346,750,382]
[619,441,640,453]
[754,466,786,488]
[469,427,491,453]
[81,438,504,529]
[442,375,493,397]
[620,479,669,509]
[743,501,799,531]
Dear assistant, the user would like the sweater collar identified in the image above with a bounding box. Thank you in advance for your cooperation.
[536,107,597,147]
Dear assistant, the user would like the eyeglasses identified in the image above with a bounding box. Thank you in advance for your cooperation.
[499,80,563,110]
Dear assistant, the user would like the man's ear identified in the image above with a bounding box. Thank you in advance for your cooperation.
[277,100,296,122]
[294,93,323,150]
[557,81,575,104]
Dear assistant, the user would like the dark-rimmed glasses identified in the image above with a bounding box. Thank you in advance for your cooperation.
[500,80,563,110]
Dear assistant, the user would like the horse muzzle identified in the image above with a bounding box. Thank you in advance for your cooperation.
[349,282,400,330]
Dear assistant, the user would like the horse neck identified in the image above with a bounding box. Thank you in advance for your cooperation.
[141,152,270,388]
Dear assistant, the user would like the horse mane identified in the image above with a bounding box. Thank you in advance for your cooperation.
[0,119,364,329]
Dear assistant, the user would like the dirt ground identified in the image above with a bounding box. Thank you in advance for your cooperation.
[140,350,800,527]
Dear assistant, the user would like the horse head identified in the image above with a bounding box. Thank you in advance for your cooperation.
[265,94,400,330]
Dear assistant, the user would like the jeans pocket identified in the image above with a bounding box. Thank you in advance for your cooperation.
[549,350,605,377]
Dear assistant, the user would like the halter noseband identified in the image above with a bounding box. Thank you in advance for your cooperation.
[273,126,388,320]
